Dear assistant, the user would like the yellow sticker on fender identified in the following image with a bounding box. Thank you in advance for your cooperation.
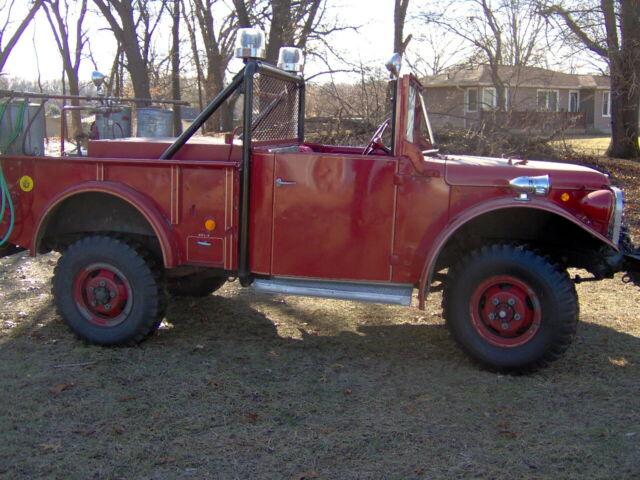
[19,175,34,192]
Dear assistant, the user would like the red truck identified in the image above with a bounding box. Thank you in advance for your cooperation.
[1,39,638,372]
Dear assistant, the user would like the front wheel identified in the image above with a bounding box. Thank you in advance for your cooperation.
[52,235,167,346]
[443,244,578,372]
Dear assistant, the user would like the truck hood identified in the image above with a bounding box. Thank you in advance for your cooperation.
[444,154,609,190]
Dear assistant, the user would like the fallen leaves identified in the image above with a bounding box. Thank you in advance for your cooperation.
[49,382,75,394]
[39,442,63,453]
[117,395,136,403]
[239,412,259,424]
[291,472,320,480]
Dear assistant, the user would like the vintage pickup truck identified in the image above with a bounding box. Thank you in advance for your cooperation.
[1,30,638,372]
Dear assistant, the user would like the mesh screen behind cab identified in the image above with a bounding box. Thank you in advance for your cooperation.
[251,73,300,143]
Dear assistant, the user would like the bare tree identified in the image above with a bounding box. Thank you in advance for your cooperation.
[43,0,89,139]
[540,0,640,159]
[233,0,344,64]
[394,0,412,55]
[419,0,546,110]
[183,0,239,132]
[0,0,45,73]
[92,0,168,104]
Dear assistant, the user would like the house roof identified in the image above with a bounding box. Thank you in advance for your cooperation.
[423,64,610,90]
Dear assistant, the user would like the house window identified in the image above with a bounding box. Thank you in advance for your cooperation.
[537,89,558,111]
[482,87,497,110]
[466,88,478,112]
[602,91,611,117]
[568,91,579,112]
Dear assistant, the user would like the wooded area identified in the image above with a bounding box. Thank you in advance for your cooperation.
[0,0,638,158]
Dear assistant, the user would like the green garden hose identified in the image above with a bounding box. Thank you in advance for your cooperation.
[0,100,27,246]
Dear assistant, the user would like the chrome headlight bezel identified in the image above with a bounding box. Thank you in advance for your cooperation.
[610,186,624,246]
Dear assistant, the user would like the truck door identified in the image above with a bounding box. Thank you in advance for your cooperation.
[271,152,397,281]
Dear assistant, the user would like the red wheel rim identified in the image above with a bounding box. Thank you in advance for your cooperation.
[73,263,133,327]
[469,275,541,348]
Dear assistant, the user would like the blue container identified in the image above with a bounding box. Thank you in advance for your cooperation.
[136,107,173,137]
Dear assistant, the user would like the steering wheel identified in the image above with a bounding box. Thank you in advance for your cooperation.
[363,118,391,155]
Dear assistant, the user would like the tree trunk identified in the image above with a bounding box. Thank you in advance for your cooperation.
[606,59,640,158]
[605,0,640,159]
[394,0,411,54]
[171,0,182,136]
[266,0,293,64]
[93,0,152,104]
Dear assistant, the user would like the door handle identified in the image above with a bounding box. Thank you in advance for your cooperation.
[276,177,297,187]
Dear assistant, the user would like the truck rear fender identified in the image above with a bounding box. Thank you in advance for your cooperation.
[34,181,179,267]
[417,198,618,308]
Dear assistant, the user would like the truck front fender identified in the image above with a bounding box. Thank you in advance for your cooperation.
[417,197,617,308]
[34,181,179,267]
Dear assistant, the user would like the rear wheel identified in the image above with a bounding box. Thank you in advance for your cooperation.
[443,244,578,372]
[52,235,167,345]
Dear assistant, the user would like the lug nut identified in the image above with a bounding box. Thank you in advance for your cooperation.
[507,298,515,306]
[492,298,500,306]
[99,281,106,287]
[110,291,116,298]
[488,313,496,320]
[514,314,521,321]
[502,323,509,330]
[105,304,111,310]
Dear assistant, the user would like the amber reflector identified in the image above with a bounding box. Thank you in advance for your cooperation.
[561,193,570,202]
[205,219,216,231]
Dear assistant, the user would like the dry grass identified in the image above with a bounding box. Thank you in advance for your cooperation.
[0,249,639,480]
[555,135,612,157]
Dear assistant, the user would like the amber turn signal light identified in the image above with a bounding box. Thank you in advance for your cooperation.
[204,219,216,231]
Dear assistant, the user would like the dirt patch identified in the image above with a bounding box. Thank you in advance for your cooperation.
[1,154,639,479]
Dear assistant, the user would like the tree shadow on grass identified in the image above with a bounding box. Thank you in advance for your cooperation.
[159,285,640,376]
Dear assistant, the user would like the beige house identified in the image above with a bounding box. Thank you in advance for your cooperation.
[423,65,611,134]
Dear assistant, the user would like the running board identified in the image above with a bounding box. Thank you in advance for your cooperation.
[253,278,413,306]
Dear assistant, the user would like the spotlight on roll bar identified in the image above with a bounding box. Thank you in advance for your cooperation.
[91,71,106,96]
[385,53,402,79]
[277,47,303,73]
[234,28,266,60]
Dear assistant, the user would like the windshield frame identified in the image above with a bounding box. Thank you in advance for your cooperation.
[405,76,437,153]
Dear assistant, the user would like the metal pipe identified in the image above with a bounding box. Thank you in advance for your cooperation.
[159,69,245,160]
[0,89,190,106]
[238,61,258,285]
[254,61,304,84]
[297,82,305,143]
[390,79,398,155]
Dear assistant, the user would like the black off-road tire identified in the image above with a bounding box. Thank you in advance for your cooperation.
[52,235,167,346]
[166,273,227,297]
[443,244,578,373]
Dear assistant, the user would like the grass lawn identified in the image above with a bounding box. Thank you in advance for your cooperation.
[1,251,639,480]
[556,135,612,156]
